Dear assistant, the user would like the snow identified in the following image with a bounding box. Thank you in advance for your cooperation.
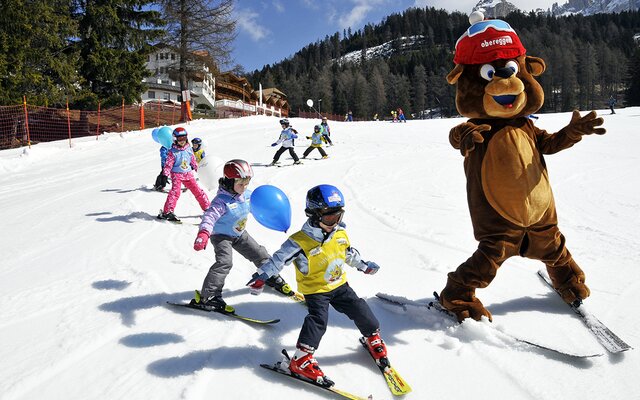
[1,109,639,400]
[335,36,425,66]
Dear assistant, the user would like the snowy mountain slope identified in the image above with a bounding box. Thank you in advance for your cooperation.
[0,110,639,400]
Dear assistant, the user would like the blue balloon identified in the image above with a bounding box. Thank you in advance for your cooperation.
[151,127,160,143]
[157,126,174,149]
[250,185,291,232]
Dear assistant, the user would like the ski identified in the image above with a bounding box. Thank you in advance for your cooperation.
[166,301,280,325]
[358,338,412,396]
[260,350,371,400]
[375,292,604,358]
[537,269,632,353]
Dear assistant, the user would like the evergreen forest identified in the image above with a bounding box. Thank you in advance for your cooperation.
[247,7,640,119]
[2,3,640,116]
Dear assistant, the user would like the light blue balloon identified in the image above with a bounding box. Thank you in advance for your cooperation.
[250,185,291,232]
[151,127,160,143]
[157,126,174,149]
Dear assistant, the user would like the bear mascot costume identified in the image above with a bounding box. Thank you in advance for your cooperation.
[439,11,606,322]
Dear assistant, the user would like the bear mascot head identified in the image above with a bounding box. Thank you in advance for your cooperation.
[439,11,605,322]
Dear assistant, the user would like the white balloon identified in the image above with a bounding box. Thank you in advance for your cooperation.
[306,99,313,107]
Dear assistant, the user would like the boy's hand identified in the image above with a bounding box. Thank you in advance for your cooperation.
[271,143,277,147]
[362,261,380,275]
[247,272,269,295]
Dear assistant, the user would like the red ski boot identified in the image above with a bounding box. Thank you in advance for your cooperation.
[365,331,390,369]
[288,349,333,387]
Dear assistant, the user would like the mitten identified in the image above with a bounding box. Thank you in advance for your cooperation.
[291,134,298,139]
[561,110,606,141]
[362,261,380,275]
[449,122,491,157]
[193,231,210,251]
[306,136,311,139]
[271,143,277,147]
[247,272,269,295]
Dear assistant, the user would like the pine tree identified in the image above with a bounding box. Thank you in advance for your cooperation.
[411,65,427,118]
[626,48,640,106]
[72,0,163,108]
[0,0,79,105]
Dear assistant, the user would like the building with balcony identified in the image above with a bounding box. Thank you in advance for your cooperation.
[141,44,288,117]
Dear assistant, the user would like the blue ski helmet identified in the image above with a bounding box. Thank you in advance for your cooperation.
[306,185,344,211]
[191,137,202,146]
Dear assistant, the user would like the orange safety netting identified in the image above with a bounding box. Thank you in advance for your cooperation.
[0,101,182,150]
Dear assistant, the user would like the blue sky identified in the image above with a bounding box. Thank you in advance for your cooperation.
[232,0,558,72]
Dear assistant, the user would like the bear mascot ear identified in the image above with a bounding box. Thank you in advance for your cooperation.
[526,56,546,77]
[447,64,464,85]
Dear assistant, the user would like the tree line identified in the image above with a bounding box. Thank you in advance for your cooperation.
[1,3,639,115]
[247,8,640,119]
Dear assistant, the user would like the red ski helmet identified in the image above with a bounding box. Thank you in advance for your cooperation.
[223,159,253,179]
[173,127,188,138]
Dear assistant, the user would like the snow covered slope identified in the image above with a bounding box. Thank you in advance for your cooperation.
[1,109,638,399]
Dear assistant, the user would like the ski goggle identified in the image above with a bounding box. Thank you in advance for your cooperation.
[319,208,344,226]
[236,177,251,185]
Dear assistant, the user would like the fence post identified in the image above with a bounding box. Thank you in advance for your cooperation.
[121,97,125,132]
[171,104,175,125]
[66,98,72,148]
[140,103,145,130]
[23,96,31,149]
[95,101,101,140]
[156,102,160,126]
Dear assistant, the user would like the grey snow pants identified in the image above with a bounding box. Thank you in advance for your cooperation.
[200,231,270,299]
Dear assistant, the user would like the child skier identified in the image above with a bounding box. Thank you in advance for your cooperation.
[319,116,333,146]
[191,137,205,164]
[247,184,386,386]
[157,127,210,222]
[191,159,293,311]
[270,119,301,166]
[302,125,328,159]
[397,108,406,123]
[153,145,169,191]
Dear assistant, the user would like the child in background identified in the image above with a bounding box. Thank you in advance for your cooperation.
[153,145,169,191]
[157,127,209,222]
[319,116,333,146]
[247,184,387,386]
[192,159,292,311]
[191,137,205,164]
[302,125,328,160]
[397,108,406,123]
[270,119,301,166]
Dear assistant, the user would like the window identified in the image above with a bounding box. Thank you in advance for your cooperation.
[148,91,156,99]
[171,53,176,60]
[163,92,171,101]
